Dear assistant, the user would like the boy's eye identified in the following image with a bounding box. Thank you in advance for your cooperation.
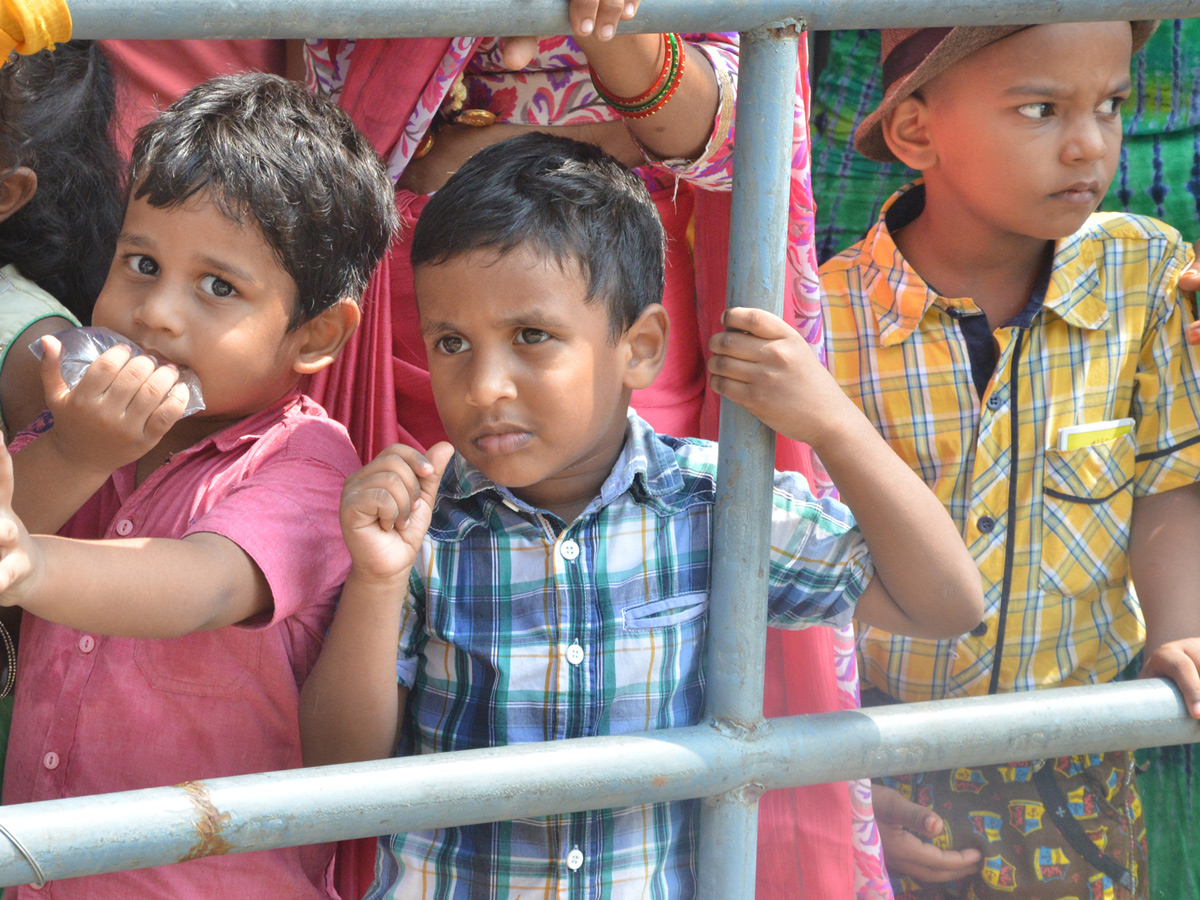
[128,254,159,276]
[1017,102,1054,120]
[437,335,469,354]
[515,328,550,345]
[199,275,235,298]
[1098,96,1125,116]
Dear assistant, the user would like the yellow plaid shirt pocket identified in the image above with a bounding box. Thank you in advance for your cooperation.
[1040,430,1137,598]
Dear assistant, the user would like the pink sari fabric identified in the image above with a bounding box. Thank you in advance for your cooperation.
[304,35,888,900]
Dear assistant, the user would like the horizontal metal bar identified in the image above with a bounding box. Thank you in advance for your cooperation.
[0,678,1194,887]
[68,0,1200,40]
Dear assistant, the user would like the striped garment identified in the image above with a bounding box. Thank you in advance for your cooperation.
[366,413,874,900]
[822,183,1200,703]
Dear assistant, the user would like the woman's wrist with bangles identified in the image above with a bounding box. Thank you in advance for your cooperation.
[589,32,686,119]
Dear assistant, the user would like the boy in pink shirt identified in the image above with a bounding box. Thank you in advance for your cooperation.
[0,73,397,898]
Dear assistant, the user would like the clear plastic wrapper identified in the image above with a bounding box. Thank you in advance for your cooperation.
[29,325,205,416]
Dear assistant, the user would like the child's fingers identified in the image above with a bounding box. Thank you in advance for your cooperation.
[71,344,137,399]
[124,363,188,421]
[1185,321,1200,346]
[37,335,72,405]
[1142,640,1200,718]
[346,445,434,524]
[498,36,540,71]
[705,346,761,386]
[721,307,793,340]
[573,0,628,39]
[142,381,191,442]
[707,327,766,365]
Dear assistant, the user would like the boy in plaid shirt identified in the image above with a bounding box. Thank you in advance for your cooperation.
[821,20,1200,899]
[300,132,984,900]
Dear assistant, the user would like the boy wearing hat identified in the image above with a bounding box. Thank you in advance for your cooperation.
[821,20,1200,899]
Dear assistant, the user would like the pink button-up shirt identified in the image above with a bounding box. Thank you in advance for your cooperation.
[6,393,359,899]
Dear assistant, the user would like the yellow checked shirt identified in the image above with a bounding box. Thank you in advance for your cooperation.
[823,183,1200,702]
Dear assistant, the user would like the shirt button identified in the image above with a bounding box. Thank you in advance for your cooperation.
[566,642,584,666]
[566,847,584,871]
[986,395,1003,411]
[977,515,995,534]
[78,635,95,653]
[970,621,989,637]
[559,539,580,561]
[115,518,134,536]
[43,751,59,770]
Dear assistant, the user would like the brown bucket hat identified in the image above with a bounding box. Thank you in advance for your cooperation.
[855,21,1159,163]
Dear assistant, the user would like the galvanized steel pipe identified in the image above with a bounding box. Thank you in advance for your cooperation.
[0,680,1193,887]
[699,21,799,900]
[67,0,1200,39]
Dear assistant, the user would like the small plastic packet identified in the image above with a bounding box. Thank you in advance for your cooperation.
[29,325,205,416]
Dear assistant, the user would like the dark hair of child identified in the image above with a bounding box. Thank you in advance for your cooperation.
[128,72,399,328]
[0,41,124,323]
[411,132,666,340]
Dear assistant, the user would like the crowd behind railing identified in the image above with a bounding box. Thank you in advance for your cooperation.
[0,2,1193,899]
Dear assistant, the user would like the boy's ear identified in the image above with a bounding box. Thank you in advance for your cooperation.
[883,95,937,171]
[620,302,669,391]
[0,167,37,224]
[292,298,361,375]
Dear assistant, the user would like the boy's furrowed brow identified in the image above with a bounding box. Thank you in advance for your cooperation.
[1003,77,1133,98]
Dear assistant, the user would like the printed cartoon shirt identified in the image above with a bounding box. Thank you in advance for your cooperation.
[822,182,1200,702]
[366,413,874,900]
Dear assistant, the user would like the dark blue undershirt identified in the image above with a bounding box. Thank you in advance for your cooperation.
[885,185,1051,397]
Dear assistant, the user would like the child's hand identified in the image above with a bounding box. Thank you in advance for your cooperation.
[39,335,191,475]
[0,437,41,608]
[501,0,641,69]
[872,784,982,882]
[340,442,454,584]
[1140,637,1200,718]
[707,307,857,450]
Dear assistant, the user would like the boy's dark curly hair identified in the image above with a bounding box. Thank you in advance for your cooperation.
[410,132,665,341]
[129,72,399,328]
[0,41,124,323]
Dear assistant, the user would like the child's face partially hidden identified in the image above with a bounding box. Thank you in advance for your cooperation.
[416,245,642,522]
[905,21,1133,242]
[92,190,313,433]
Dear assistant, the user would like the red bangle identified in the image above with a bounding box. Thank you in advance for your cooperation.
[591,33,685,119]
[591,32,672,106]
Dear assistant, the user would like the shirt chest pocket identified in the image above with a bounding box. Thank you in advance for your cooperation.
[134,629,262,696]
[1039,430,1136,598]
[621,591,709,631]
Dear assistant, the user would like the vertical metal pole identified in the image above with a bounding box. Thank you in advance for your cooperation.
[699,21,800,900]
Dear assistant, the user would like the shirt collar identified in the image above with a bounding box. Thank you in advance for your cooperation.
[190,391,308,456]
[861,182,1110,345]
[440,411,686,518]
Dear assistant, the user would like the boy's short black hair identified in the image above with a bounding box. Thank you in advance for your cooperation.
[411,132,665,339]
[129,72,398,328]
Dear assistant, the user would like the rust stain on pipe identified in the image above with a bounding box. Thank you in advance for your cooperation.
[177,781,233,861]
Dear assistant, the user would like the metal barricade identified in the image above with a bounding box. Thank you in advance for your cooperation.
[1,1,1197,892]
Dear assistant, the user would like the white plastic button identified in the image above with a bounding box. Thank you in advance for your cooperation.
[78,635,95,654]
[566,643,584,666]
[559,539,580,561]
[566,847,584,871]
[115,518,134,536]
[43,751,59,770]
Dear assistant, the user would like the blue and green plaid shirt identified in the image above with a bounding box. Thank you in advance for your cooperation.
[367,413,873,900]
